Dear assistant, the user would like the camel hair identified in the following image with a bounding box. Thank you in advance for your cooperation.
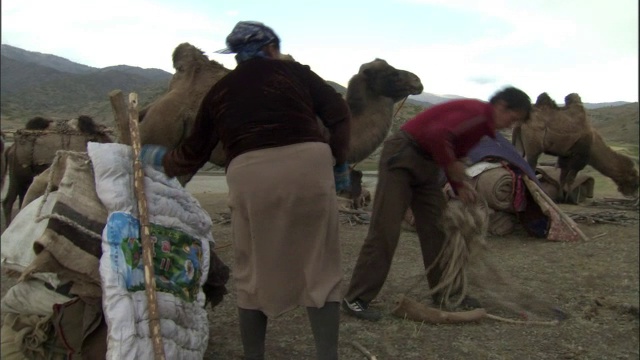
[512,92,639,202]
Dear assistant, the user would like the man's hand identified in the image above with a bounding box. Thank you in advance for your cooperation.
[456,181,478,204]
[445,160,469,184]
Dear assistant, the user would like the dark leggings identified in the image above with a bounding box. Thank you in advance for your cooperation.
[238,302,340,360]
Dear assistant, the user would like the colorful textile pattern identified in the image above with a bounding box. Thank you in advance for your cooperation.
[105,212,203,303]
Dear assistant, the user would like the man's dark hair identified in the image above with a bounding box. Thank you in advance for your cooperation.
[489,86,532,120]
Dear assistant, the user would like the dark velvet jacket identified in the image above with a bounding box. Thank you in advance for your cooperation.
[163,57,351,177]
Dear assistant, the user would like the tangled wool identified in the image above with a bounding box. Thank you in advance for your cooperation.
[426,199,489,309]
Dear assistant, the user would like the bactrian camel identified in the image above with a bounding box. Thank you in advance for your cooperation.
[1,116,112,224]
[138,43,424,186]
[512,92,639,202]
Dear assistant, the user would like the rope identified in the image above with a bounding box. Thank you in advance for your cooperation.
[403,197,566,323]
[393,96,408,119]
[405,199,489,309]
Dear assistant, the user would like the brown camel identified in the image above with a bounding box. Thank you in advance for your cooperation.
[342,58,423,164]
[138,43,424,187]
[137,43,231,185]
[1,116,112,224]
[512,92,639,202]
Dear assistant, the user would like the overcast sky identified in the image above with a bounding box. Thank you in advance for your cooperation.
[2,0,638,103]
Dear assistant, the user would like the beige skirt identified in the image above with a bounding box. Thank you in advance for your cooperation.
[226,142,342,317]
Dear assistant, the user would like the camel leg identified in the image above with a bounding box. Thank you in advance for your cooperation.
[557,165,576,203]
[349,169,363,209]
[558,156,587,204]
[2,178,19,225]
[557,136,591,203]
[2,170,33,225]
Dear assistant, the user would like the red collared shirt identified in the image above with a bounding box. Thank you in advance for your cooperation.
[400,99,496,188]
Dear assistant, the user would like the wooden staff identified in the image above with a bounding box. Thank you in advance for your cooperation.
[523,176,589,241]
[128,93,166,360]
[109,89,132,145]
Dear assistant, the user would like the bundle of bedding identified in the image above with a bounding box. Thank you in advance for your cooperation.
[87,142,213,359]
[1,143,226,359]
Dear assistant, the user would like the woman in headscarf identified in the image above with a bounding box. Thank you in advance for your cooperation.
[141,21,351,360]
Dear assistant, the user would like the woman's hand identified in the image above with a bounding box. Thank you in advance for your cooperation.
[139,144,168,172]
[333,163,351,192]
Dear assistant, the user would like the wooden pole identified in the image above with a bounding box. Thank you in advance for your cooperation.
[109,89,132,145]
[523,176,589,241]
[128,93,166,360]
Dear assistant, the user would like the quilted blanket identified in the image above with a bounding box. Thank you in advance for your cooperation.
[87,142,213,359]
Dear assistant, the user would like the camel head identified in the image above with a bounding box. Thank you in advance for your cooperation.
[355,58,423,102]
[616,161,640,198]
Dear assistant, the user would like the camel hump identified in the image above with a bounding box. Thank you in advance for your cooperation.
[358,58,390,73]
[76,115,100,134]
[172,42,208,72]
[564,93,582,106]
[535,93,557,108]
[25,116,53,130]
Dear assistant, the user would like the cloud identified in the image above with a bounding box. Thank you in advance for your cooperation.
[2,0,637,102]
[1,0,231,72]
[468,77,496,85]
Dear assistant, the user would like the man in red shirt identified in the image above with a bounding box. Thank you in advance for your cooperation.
[342,86,532,321]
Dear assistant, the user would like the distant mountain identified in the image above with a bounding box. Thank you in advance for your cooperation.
[1,44,96,74]
[408,91,630,109]
[326,81,346,95]
[1,44,635,145]
[583,101,631,109]
[409,93,467,105]
[1,44,173,124]
[328,80,435,107]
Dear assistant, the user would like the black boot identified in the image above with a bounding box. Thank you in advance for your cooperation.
[238,308,267,360]
[307,302,340,360]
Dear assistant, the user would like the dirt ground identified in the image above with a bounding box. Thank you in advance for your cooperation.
[1,169,638,359]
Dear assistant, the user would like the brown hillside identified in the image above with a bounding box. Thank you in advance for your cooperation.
[587,102,639,145]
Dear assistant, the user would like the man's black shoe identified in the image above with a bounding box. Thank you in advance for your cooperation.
[342,298,382,321]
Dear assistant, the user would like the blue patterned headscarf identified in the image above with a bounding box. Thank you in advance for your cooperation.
[215,21,280,64]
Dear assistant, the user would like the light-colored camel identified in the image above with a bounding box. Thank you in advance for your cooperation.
[137,43,231,184]
[1,116,112,224]
[342,58,423,163]
[512,92,639,202]
[138,43,424,185]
